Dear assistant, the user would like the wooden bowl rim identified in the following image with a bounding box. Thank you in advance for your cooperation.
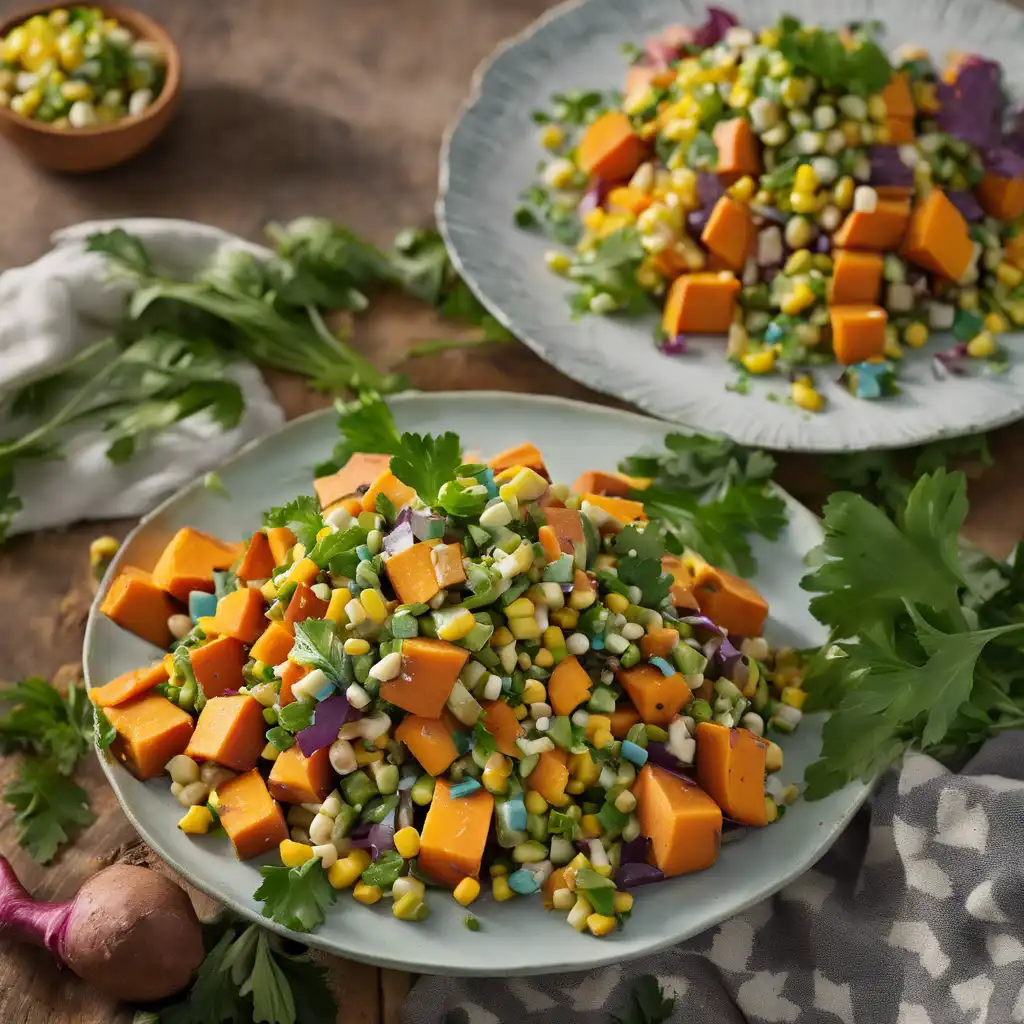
[0,2,181,137]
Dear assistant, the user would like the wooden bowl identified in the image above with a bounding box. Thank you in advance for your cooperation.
[0,3,180,173]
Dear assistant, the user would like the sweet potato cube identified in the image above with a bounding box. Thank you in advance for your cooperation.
[189,636,247,699]
[829,304,888,366]
[105,692,194,780]
[616,664,692,726]
[572,470,650,498]
[91,661,169,709]
[100,567,177,648]
[385,542,441,606]
[268,746,334,804]
[544,507,586,557]
[885,117,914,145]
[487,442,549,480]
[279,661,310,707]
[266,527,297,566]
[661,554,699,610]
[701,196,754,271]
[577,111,646,181]
[360,469,416,514]
[690,562,768,636]
[609,703,642,739]
[713,117,761,185]
[481,700,524,758]
[381,637,468,718]
[152,527,241,603]
[283,582,329,632]
[315,452,392,511]
[640,627,681,661]
[662,272,741,337]
[635,764,723,875]
[525,749,570,807]
[432,543,466,589]
[833,200,910,251]
[902,189,974,281]
[250,622,295,667]
[882,71,915,119]
[978,172,1024,222]
[580,493,647,525]
[236,531,276,583]
[209,587,266,645]
[418,778,494,887]
[185,695,266,771]
[217,768,288,861]
[547,655,593,717]
[607,186,654,216]
[395,715,459,776]
[695,722,769,826]
[830,250,884,305]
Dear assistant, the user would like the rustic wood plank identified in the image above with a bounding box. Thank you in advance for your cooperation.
[382,969,415,1024]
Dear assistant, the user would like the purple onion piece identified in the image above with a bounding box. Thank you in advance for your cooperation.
[812,233,831,254]
[616,863,667,889]
[350,812,397,859]
[383,518,415,556]
[697,171,725,209]
[559,582,575,594]
[222,688,241,697]
[577,177,617,216]
[947,190,985,222]
[397,790,414,830]
[751,204,787,225]
[680,614,726,636]
[936,57,1004,151]
[618,836,650,865]
[721,823,749,845]
[692,6,739,49]
[660,333,688,356]
[645,743,695,782]
[984,145,1024,178]
[868,146,914,187]
[296,693,351,757]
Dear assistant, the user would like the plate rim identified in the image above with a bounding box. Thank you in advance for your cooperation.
[83,389,871,975]
[436,0,1024,454]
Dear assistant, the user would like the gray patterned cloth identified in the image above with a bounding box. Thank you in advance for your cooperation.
[405,733,1024,1024]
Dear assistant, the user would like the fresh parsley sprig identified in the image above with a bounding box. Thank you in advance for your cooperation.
[254,857,337,934]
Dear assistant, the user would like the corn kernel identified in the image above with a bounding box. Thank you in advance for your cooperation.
[587,913,618,937]
[765,796,779,824]
[984,312,1009,334]
[760,27,780,46]
[508,616,542,640]
[791,380,825,412]
[344,637,370,656]
[580,814,602,838]
[741,348,776,374]
[438,608,477,641]
[967,331,997,359]
[504,598,535,619]
[353,882,383,905]
[781,686,807,709]
[328,856,363,889]
[613,892,634,914]
[565,779,585,795]
[280,839,315,868]
[592,728,614,750]
[604,593,629,615]
[394,827,421,859]
[454,877,481,906]
[958,289,979,311]
[903,322,929,349]
[393,892,428,921]
[781,281,816,316]
[569,587,597,611]
[490,626,514,648]
[492,875,515,901]
[794,164,819,194]
[833,177,855,210]
[489,863,509,877]
[728,175,756,203]
[594,864,614,878]
[884,329,903,361]
[178,805,214,835]
[582,208,605,232]
[784,250,813,276]
[360,588,388,625]
[996,262,1023,288]
[354,749,383,766]
[482,766,509,795]
[514,704,528,720]
[585,715,611,741]
[260,579,279,602]
[789,191,818,215]
[569,751,602,785]
[524,791,548,816]
[542,626,565,650]
[540,124,565,150]
[325,587,351,625]
[545,251,572,275]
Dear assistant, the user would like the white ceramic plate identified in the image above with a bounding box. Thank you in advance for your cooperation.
[438,0,1024,452]
[84,391,868,975]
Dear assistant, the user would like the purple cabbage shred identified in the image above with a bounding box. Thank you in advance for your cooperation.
[692,7,739,49]
[296,693,351,757]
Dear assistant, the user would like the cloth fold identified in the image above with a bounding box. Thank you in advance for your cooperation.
[407,733,1024,1024]
[0,218,285,535]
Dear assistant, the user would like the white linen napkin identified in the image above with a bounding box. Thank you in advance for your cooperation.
[0,218,286,536]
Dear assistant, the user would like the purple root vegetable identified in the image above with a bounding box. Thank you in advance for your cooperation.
[0,856,204,1003]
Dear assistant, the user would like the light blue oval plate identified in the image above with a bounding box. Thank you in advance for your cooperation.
[84,391,868,975]
[439,0,1024,452]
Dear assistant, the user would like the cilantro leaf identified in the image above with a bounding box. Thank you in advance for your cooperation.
[277,951,336,1024]
[278,701,315,734]
[170,927,249,1024]
[473,714,497,758]
[616,555,672,608]
[614,975,676,1024]
[241,932,295,1024]
[290,619,345,683]
[775,21,892,94]
[389,431,463,508]
[361,849,405,889]
[307,524,367,568]
[4,759,94,863]
[438,479,489,519]
[613,524,665,561]
[94,707,117,751]
[263,496,325,551]
[0,677,93,774]
[314,392,403,477]
[213,569,238,601]
[255,858,337,933]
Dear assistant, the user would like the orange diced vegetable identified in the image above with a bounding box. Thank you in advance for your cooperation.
[314,452,392,511]
[185,695,266,771]
[616,664,692,725]
[689,561,768,636]
[266,527,297,566]
[385,542,441,606]
[609,703,641,739]
[538,525,562,564]
[661,554,699,611]
[525,749,570,807]
[1006,232,1024,268]
[90,661,169,709]
[99,567,177,648]
[236,531,277,583]
[885,117,914,145]
[151,527,241,603]
[544,506,586,555]
[695,722,769,826]
[283,582,329,632]
[279,661,310,706]
[268,746,334,805]
[662,272,741,336]
[713,118,761,185]
[875,185,913,202]
[634,763,722,875]
[487,442,549,480]
[580,493,647,525]
[624,64,674,104]
[640,627,680,661]
[830,250,884,305]
[571,470,650,497]
[547,656,593,717]
[105,693,194,780]
[829,304,889,366]
[217,768,288,861]
[189,636,247,699]
[432,543,466,589]
[832,199,911,251]
[249,622,295,667]
[902,188,973,280]
[418,777,494,887]
[701,196,754,271]
[395,715,459,776]
[577,111,646,181]
[360,469,416,514]
[209,588,267,645]
[978,172,1024,222]
[381,637,469,718]
[481,700,524,758]
[607,186,654,216]
[882,72,914,118]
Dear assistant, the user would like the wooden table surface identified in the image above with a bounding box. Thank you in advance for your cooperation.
[1,1,1023,1021]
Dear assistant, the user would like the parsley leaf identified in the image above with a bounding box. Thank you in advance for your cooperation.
[775,20,892,94]
[307,524,367,568]
[389,431,463,508]
[263,496,325,551]
[0,676,93,775]
[290,619,345,684]
[360,849,405,890]
[242,932,295,1024]
[4,759,94,864]
[94,707,117,751]
[278,701,315,734]
[613,524,665,561]
[314,391,403,477]
[616,555,672,608]
[255,858,337,933]
[473,714,498,758]
[614,975,676,1024]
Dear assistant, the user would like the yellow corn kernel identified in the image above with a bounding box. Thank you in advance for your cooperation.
[604,593,629,615]
[760,26,781,46]
[568,750,601,786]
[728,83,752,109]
[996,261,1022,288]
[521,679,546,704]
[582,208,605,231]
[12,87,42,117]
[545,250,573,276]
[489,626,514,648]
[585,715,611,742]
[524,791,548,816]
[286,556,318,586]
[328,856,362,889]
[784,250,813,277]
[781,281,816,316]
[565,780,585,795]
[903,322,929,349]
[489,863,509,877]
[884,329,904,361]
[765,796,779,824]
[542,626,565,650]
[789,191,818,215]
[454,877,481,906]
[499,467,548,503]
[741,348,776,375]
[592,728,614,750]
[373,732,390,750]
[791,380,825,413]
[325,587,351,625]
[346,848,372,873]
[958,289,979,311]
[587,913,618,937]
[492,875,515,901]
[540,124,565,150]
[438,608,477,641]
[88,534,119,566]
[662,117,698,143]
[550,607,579,629]
[840,121,861,147]
[344,637,370,656]
[728,175,756,203]
[394,826,421,859]
[353,882,383,905]
[592,864,613,878]
[793,164,818,194]
[482,766,509,795]
[967,331,997,359]
[392,892,426,921]
[280,839,315,868]
[178,805,214,835]
[984,312,1009,334]
[875,124,891,144]
[359,588,388,625]
[508,616,542,640]
[580,814,602,838]
[613,891,634,914]
[60,79,93,102]
[569,587,597,611]
[833,177,855,211]
[260,579,279,602]
[504,597,535,619]
[2,27,29,61]
[354,749,383,766]
[781,686,807,710]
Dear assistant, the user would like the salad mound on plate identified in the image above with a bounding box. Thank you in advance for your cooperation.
[92,403,805,937]
[516,8,1024,412]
